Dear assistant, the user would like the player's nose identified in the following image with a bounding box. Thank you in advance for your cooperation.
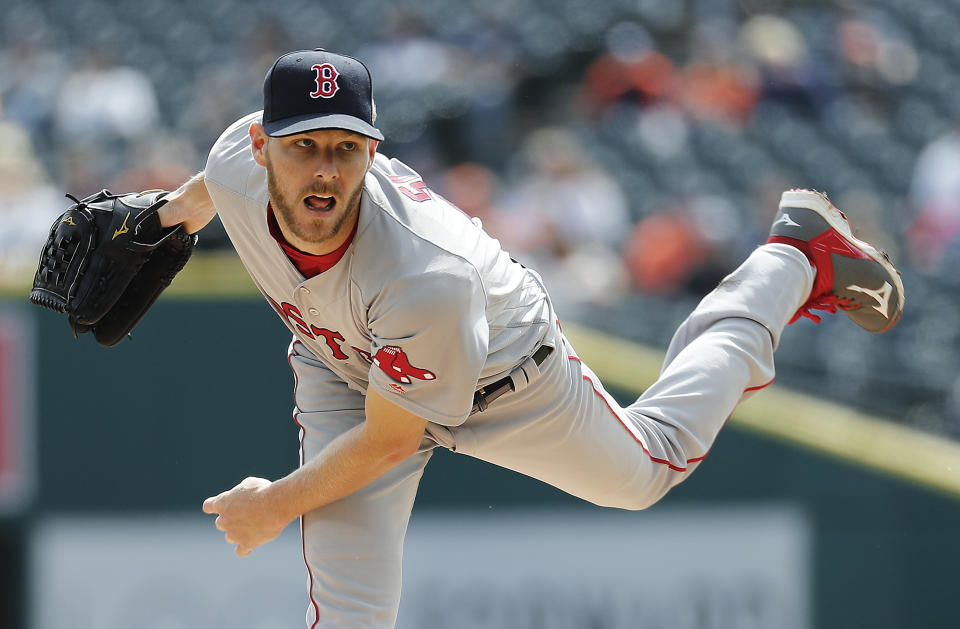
[311,149,339,180]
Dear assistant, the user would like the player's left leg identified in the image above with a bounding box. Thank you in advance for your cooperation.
[454,242,809,509]
[454,189,903,510]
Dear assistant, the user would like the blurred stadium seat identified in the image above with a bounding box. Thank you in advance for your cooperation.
[2,0,959,440]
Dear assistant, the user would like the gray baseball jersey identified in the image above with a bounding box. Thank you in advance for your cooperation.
[206,112,549,426]
[204,112,815,628]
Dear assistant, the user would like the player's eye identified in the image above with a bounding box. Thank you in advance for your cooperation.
[340,141,358,152]
[294,138,314,148]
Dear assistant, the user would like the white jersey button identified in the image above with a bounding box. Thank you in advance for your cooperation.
[309,308,319,316]
[300,287,310,294]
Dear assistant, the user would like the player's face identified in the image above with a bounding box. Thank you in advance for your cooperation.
[253,125,377,255]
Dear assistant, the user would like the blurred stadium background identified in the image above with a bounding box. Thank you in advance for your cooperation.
[1,0,959,627]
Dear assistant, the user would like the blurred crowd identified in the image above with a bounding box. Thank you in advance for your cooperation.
[2,0,960,436]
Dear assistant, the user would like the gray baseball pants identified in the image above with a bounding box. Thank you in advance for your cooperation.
[289,243,814,628]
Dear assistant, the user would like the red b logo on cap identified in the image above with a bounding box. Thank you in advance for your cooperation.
[310,63,340,99]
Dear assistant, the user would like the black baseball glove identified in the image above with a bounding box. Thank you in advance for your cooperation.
[29,189,197,346]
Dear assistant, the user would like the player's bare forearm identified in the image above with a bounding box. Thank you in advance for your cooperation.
[203,390,426,556]
[273,418,424,516]
[201,425,408,556]
[158,171,217,234]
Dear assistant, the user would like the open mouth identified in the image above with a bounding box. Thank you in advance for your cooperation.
[304,195,335,213]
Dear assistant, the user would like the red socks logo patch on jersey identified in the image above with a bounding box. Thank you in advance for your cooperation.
[373,346,436,384]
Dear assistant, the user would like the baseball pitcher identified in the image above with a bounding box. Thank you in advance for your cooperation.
[30,49,904,628]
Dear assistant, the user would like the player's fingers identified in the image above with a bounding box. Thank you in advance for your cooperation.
[214,515,225,531]
[236,545,251,557]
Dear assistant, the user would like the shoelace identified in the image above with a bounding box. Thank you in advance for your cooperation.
[789,294,856,324]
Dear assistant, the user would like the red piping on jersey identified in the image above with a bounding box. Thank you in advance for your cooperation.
[288,342,322,629]
[568,356,773,472]
[268,203,357,278]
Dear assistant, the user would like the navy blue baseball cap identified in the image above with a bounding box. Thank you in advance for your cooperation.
[262,49,384,140]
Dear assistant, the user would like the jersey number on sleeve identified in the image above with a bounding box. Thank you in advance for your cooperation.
[387,175,431,203]
[387,173,476,222]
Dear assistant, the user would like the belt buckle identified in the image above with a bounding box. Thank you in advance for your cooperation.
[472,387,491,413]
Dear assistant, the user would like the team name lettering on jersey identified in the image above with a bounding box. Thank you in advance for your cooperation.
[267,297,437,386]
[353,347,374,364]
[314,327,349,360]
[268,297,349,360]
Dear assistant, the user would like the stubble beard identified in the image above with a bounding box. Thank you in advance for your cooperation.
[266,162,364,248]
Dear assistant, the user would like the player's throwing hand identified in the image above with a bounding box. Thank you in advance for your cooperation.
[202,477,291,557]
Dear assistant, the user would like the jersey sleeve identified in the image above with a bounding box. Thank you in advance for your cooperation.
[366,269,488,426]
[203,112,264,213]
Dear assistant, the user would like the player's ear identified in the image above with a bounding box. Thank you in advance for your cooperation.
[249,123,269,167]
[366,139,378,169]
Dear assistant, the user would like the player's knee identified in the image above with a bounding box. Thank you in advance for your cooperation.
[595,477,675,511]
[596,494,659,512]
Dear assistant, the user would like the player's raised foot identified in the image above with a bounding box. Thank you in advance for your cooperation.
[766,189,905,333]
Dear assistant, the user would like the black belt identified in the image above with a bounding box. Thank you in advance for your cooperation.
[471,344,554,415]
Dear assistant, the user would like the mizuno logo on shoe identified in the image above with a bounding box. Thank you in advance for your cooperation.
[773,212,801,229]
[847,281,893,318]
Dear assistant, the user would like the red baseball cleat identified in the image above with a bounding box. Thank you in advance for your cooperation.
[767,189,905,333]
